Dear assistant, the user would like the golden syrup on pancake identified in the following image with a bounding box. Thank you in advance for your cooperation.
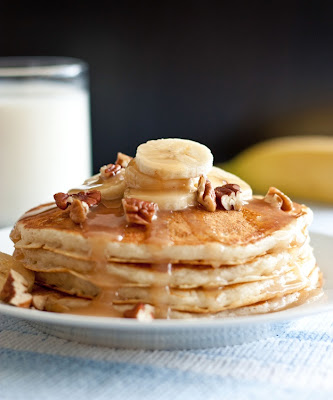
[148,262,173,318]
[83,202,126,240]
[144,214,174,247]
[242,198,304,235]
[73,204,175,318]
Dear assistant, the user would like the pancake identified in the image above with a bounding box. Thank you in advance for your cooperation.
[27,264,321,318]
[2,138,323,319]
[18,236,312,290]
[115,269,322,319]
[113,264,318,313]
[12,197,310,265]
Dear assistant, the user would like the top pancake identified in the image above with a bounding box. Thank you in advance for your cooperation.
[11,197,311,265]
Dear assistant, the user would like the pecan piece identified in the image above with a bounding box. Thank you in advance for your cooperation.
[54,190,101,224]
[69,198,90,224]
[115,152,133,168]
[197,175,216,212]
[215,184,244,211]
[124,303,155,321]
[0,269,32,308]
[100,163,122,179]
[74,191,101,207]
[264,187,294,212]
[122,197,158,225]
[53,192,71,210]
[54,190,101,210]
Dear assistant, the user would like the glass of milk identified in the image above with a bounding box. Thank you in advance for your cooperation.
[0,57,92,227]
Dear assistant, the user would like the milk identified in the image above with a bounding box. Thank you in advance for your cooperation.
[0,81,91,227]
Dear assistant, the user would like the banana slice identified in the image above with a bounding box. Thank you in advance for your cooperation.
[124,188,197,211]
[136,138,213,180]
[69,169,126,200]
[125,160,196,191]
[207,166,252,199]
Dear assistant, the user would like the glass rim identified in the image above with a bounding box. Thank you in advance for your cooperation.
[0,57,88,78]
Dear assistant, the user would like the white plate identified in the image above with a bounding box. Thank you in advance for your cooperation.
[0,228,332,349]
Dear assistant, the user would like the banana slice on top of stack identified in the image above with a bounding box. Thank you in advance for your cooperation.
[69,138,252,211]
[125,138,212,210]
[125,138,252,211]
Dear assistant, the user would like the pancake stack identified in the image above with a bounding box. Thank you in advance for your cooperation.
[2,139,322,319]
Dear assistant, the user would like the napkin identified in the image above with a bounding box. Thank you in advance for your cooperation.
[0,311,333,400]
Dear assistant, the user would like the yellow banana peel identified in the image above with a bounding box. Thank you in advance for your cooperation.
[219,136,333,204]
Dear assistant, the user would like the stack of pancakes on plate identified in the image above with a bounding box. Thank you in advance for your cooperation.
[5,139,322,319]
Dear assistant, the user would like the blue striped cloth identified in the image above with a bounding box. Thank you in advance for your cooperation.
[1,312,333,399]
[1,206,333,400]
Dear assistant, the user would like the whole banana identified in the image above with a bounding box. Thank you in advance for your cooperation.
[220,136,333,203]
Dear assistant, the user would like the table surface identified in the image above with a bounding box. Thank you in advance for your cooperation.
[1,205,333,400]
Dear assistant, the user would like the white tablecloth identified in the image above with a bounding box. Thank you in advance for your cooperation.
[1,206,333,400]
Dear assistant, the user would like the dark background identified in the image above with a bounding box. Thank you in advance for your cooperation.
[1,1,333,173]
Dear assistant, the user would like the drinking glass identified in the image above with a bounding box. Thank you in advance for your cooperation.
[0,57,92,227]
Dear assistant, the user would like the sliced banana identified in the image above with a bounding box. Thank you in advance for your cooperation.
[69,169,126,200]
[125,160,196,191]
[207,166,252,199]
[135,138,213,180]
[124,188,197,211]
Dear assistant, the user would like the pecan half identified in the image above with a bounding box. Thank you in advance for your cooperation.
[100,163,122,179]
[197,175,216,212]
[122,197,158,225]
[215,184,244,211]
[0,269,32,308]
[54,190,101,210]
[115,152,133,168]
[74,191,101,207]
[124,303,155,321]
[53,192,71,210]
[264,187,294,212]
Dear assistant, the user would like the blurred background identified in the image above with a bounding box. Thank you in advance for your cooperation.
[1,1,333,173]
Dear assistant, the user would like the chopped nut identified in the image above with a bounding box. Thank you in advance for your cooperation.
[53,192,71,210]
[264,187,294,212]
[54,191,101,224]
[122,197,158,225]
[123,303,155,321]
[215,184,244,211]
[197,175,216,212]
[115,152,133,168]
[0,269,32,308]
[69,198,89,224]
[100,163,122,179]
[74,191,101,207]
[54,190,101,210]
